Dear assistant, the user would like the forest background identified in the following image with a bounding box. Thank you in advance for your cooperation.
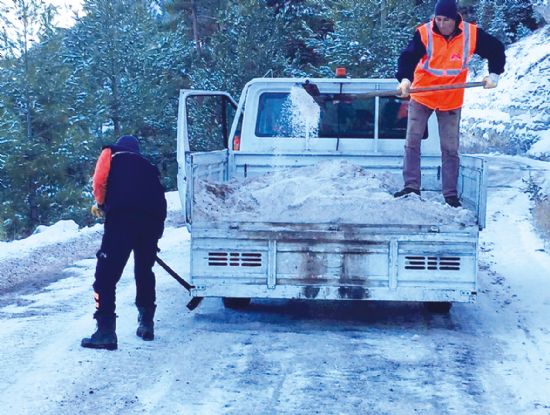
[0,0,546,241]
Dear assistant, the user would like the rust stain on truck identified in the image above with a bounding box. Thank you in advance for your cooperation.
[299,245,371,299]
[338,286,369,299]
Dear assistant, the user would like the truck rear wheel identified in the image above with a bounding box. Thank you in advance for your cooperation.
[222,297,251,309]
[425,301,452,314]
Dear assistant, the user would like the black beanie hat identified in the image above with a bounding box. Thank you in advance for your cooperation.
[115,135,140,153]
[435,0,458,19]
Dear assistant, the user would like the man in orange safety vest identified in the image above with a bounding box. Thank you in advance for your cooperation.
[394,0,505,207]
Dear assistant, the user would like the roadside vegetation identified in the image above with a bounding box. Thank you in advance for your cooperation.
[0,0,545,240]
[533,199,550,246]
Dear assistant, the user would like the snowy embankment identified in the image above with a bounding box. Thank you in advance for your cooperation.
[462,26,550,158]
[0,221,101,263]
[0,193,183,293]
[0,221,103,293]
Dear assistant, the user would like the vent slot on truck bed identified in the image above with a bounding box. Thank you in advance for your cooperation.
[208,252,262,267]
[404,256,461,271]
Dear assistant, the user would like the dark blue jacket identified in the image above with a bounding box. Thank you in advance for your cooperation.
[396,16,506,82]
[103,147,167,228]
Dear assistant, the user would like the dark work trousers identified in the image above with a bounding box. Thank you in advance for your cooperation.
[93,212,161,319]
[403,99,462,198]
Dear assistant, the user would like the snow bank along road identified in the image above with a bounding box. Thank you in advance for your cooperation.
[0,156,548,415]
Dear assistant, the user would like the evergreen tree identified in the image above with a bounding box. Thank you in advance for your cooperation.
[306,0,424,78]
[0,89,21,240]
[266,0,330,74]
[475,0,540,43]
[161,0,227,55]
[0,0,72,238]
[63,0,155,138]
[188,0,290,95]
[63,0,180,188]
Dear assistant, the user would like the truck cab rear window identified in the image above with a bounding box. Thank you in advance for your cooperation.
[255,92,412,139]
[378,97,409,139]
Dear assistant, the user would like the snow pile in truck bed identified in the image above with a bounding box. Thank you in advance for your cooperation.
[193,160,476,226]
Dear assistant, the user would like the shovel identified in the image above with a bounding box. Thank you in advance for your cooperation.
[302,80,485,100]
[155,249,203,310]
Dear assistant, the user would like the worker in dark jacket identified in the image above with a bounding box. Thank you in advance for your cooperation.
[82,135,167,350]
[394,0,505,207]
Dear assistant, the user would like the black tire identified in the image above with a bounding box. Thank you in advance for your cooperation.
[425,301,452,314]
[222,297,251,309]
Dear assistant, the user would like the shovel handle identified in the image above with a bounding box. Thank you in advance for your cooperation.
[410,81,485,94]
[364,81,485,98]
[155,254,194,292]
[155,251,204,311]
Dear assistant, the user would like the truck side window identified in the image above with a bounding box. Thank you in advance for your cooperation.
[256,93,292,137]
[378,98,428,139]
[186,95,236,151]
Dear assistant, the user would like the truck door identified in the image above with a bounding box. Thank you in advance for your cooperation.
[177,90,237,226]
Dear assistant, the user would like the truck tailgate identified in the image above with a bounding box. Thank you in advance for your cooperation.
[189,222,478,303]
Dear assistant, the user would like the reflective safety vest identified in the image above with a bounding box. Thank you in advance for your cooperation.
[412,19,477,111]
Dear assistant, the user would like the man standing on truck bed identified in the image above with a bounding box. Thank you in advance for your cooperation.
[394,0,505,207]
[82,135,167,350]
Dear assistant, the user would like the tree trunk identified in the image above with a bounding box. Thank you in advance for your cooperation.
[380,0,387,28]
[22,5,33,141]
[190,0,201,55]
[111,73,121,137]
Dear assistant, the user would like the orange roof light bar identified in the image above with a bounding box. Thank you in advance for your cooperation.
[335,67,347,78]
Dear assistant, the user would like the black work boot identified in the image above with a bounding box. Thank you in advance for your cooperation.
[136,306,156,341]
[81,316,117,350]
[444,196,462,208]
[394,187,421,198]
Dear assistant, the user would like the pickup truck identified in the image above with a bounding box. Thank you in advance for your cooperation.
[176,76,487,313]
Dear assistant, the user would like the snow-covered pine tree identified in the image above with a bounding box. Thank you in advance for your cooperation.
[63,0,181,187]
[305,0,425,78]
[475,0,541,43]
[0,0,77,238]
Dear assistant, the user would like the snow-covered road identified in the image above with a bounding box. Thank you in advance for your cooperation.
[0,156,548,415]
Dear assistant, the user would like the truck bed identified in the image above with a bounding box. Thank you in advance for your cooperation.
[184,151,487,229]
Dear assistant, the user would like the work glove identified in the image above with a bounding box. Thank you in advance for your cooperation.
[396,78,411,98]
[90,204,104,218]
[482,73,499,89]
